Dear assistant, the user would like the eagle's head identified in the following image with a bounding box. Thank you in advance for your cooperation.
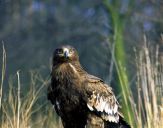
[53,45,79,64]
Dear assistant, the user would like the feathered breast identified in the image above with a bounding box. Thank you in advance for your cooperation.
[49,62,86,114]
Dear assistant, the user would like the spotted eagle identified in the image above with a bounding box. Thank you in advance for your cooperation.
[47,45,130,128]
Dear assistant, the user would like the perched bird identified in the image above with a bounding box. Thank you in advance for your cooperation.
[47,45,130,128]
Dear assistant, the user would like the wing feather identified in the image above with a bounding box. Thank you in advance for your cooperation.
[85,74,120,123]
[47,80,61,116]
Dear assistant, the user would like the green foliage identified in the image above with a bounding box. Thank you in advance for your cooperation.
[103,0,135,126]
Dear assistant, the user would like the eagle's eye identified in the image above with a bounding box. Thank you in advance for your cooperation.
[69,49,73,54]
[56,49,63,54]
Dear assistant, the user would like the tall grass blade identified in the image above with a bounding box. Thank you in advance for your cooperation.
[0,43,6,110]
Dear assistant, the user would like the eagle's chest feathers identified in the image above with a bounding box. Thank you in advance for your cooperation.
[53,63,84,111]
[54,63,80,87]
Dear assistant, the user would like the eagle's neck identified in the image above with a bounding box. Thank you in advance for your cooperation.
[69,61,87,75]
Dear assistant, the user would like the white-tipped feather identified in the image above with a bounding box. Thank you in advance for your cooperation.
[104,104,108,113]
[106,104,112,114]
[96,97,104,112]
[87,104,94,111]
[108,105,112,114]
[110,115,116,122]
[95,103,102,112]
[105,104,110,114]
[56,100,60,110]
[99,98,107,112]
[113,104,118,114]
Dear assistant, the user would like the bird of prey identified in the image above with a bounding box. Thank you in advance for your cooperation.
[47,45,130,128]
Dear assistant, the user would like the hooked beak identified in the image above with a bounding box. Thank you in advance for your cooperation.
[63,48,69,58]
[64,50,69,58]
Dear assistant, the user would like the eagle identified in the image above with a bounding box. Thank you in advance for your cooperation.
[47,45,130,128]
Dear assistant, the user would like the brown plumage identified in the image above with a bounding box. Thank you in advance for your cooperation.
[47,45,130,128]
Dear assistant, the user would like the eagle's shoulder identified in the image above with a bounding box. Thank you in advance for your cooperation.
[84,74,120,123]
[85,74,112,94]
[86,74,103,83]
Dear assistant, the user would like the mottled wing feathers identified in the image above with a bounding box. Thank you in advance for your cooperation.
[86,74,120,123]
[86,113,104,128]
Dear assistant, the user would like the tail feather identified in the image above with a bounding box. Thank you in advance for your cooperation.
[104,118,131,128]
[118,118,131,128]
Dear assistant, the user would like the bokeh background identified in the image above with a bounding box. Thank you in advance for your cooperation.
[0,0,163,128]
[0,0,162,81]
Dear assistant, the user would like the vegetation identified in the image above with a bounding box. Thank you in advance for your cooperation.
[1,38,163,128]
[131,37,163,128]
[0,47,61,128]
[103,0,135,125]
[0,45,56,128]
[133,38,163,128]
[0,0,163,128]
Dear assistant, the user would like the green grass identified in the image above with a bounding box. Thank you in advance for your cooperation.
[103,0,135,125]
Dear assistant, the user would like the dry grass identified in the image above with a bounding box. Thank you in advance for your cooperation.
[131,36,163,128]
[1,71,48,128]
[0,44,6,111]
[0,45,62,128]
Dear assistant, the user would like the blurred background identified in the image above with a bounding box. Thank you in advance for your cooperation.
[0,0,163,128]
[0,0,162,82]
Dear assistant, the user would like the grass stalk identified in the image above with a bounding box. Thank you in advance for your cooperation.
[103,0,135,126]
[0,43,6,128]
[132,37,163,128]
[16,71,21,128]
[0,43,6,110]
